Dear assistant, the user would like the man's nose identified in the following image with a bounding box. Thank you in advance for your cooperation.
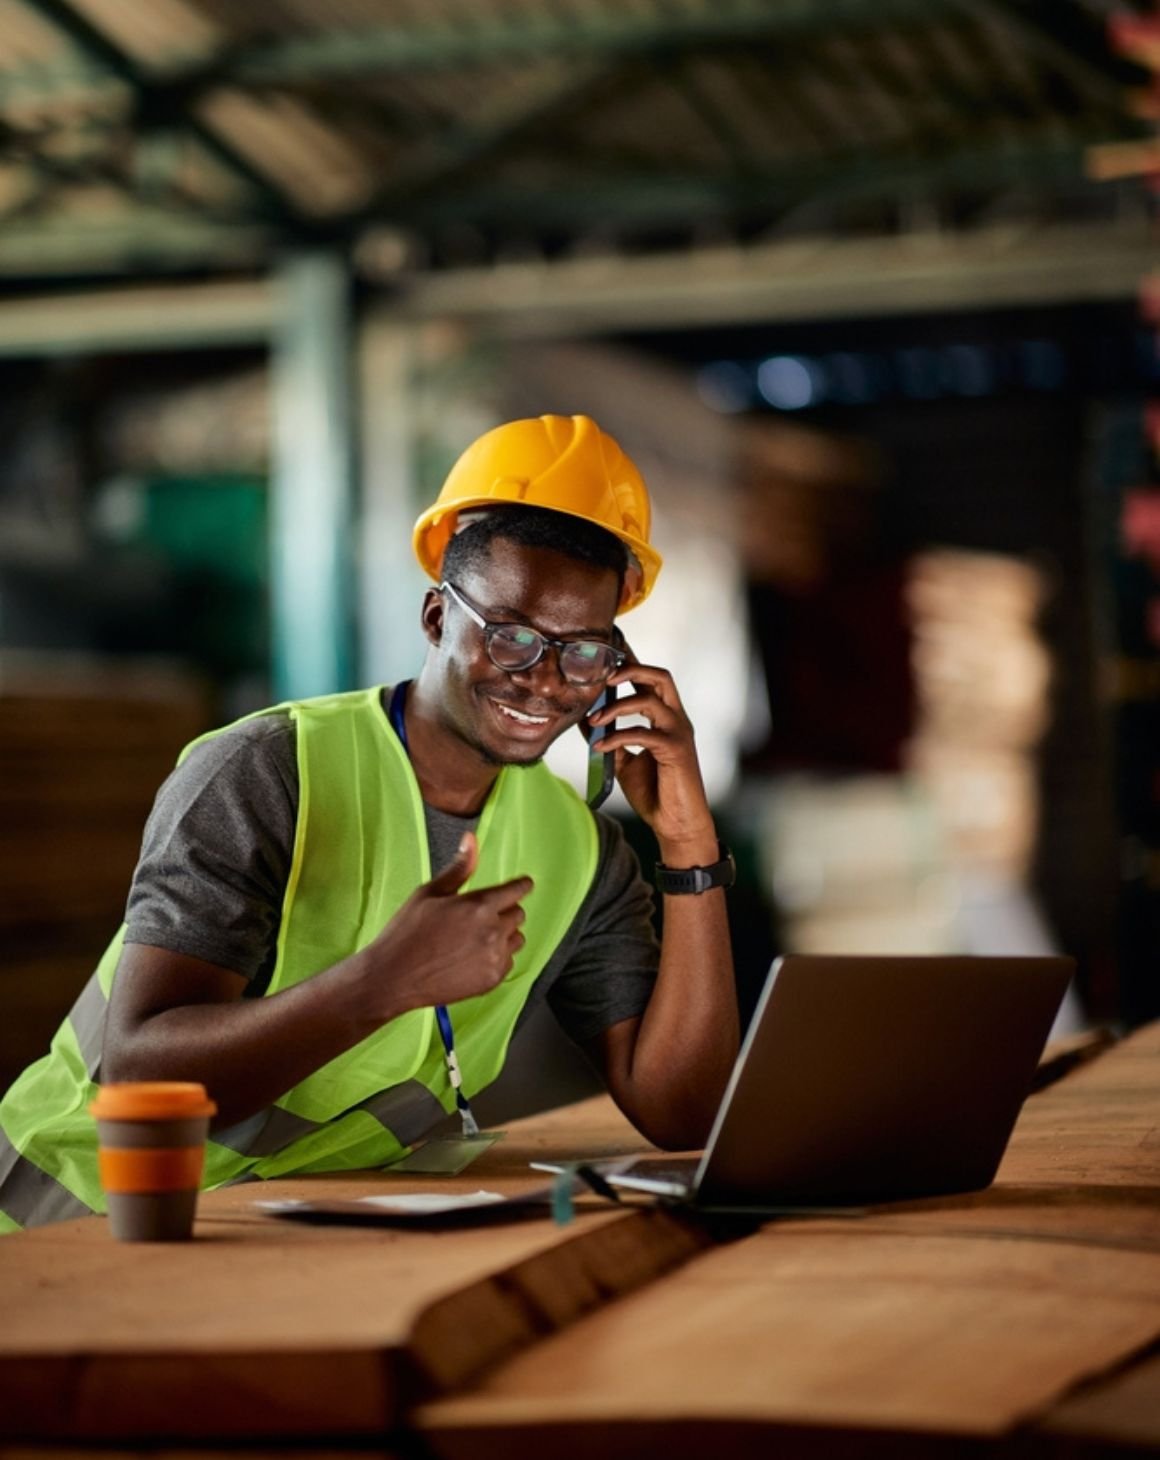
[510,645,569,695]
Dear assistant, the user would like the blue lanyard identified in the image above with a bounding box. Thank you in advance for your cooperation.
[388,682,481,1139]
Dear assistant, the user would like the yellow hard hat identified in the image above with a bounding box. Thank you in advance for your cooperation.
[412,414,662,611]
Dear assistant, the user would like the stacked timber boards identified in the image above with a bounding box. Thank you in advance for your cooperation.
[0,655,207,1090]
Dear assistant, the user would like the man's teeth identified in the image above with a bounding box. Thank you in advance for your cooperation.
[496,703,549,725]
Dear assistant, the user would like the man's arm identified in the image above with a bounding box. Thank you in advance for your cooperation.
[105,944,380,1127]
[104,715,533,1126]
[104,833,531,1127]
[583,661,740,1150]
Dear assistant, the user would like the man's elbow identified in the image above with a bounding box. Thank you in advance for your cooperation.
[99,1020,159,1085]
[625,1095,718,1152]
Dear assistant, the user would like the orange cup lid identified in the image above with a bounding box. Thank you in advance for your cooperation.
[90,1082,217,1121]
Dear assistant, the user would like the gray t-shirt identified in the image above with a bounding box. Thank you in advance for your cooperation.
[124,697,660,1046]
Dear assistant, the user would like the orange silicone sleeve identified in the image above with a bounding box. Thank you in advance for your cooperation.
[98,1145,206,1194]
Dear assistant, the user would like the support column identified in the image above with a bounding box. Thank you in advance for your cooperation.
[270,253,356,700]
[358,318,427,688]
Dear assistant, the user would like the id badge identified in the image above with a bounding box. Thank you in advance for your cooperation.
[387,1131,504,1175]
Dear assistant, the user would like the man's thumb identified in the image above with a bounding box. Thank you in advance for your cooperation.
[426,831,478,896]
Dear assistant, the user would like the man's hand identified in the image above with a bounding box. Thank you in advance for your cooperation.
[584,649,738,1150]
[587,654,716,861]
[353,832,533,1016]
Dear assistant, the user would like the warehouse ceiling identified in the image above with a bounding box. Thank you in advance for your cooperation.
[0,0,1153,284]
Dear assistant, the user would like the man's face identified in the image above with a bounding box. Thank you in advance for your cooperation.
[424,537,622,767]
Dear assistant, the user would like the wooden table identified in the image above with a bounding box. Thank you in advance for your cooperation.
[0,1098,707,1443]
[1,1024,1157,1457]
[418,1022,1160,1459]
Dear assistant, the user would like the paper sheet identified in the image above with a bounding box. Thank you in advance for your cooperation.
[257,1189,506,1218]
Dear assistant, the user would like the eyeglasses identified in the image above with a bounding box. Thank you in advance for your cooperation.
[441,580,626,686]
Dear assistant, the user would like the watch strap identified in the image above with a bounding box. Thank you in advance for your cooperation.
[654,842,736,895]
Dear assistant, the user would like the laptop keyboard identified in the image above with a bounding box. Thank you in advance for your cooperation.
[614,1156,700,1184]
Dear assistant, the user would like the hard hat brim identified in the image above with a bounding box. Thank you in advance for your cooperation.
[413,498,662,613]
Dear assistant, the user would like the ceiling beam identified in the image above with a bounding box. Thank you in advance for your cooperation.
[17,0,298,224]
[0,212,271,278]
[384,132,1134,235]
[159,0,960,86]
[0,278,275,354]
[1,0,1145,141]
[376,219,1155,334]
[0,57,113,104]
[0,213,1148,359]
[350,61,625,226]
[659,54,763,176]
[976,0,1149,113]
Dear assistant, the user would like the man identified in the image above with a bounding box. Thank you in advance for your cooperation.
[0,414,739,1230]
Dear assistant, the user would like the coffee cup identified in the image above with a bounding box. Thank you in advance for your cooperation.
[90,1082,217,1241]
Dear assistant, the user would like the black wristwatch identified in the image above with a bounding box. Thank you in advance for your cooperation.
[654,842,736,895]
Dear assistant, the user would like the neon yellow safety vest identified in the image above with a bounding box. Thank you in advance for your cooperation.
[0,688,598,1231]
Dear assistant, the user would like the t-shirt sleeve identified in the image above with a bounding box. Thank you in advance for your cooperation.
[123,714,298,987]
[544,812,660,1046]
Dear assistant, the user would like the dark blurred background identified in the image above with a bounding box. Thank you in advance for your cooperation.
[1,0,1158,1094]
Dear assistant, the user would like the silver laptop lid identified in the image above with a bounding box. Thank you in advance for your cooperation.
[693,954,1073,1206]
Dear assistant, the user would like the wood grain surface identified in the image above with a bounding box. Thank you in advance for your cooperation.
[415,1022,1160,1460]
[0,1095,706,1442]
[4,1025,1157,1455]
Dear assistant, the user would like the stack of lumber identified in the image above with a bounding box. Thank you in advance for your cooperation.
[906,549,1050,879]
[0,652,207,1091]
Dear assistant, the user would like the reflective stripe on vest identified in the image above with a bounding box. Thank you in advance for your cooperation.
[0,687,598,1226]
[0,1133,93,1226]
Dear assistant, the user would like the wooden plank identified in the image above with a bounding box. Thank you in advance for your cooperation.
[411,1418,998,1460]
[1033,1347,1160,1451]
[4,1018,1153,1452]
[0,1097,717,1443]
[415,1024,1160,1459]
[415,1228,1160,1454]
[0,672,209,1089]
[1029,1028,1117,1091]
[798,1021,1160,1253]
[407,1207,715,1397]
[992,1020,1160,1192]
[0,1449,401,1460]
[1,1349,395,1443]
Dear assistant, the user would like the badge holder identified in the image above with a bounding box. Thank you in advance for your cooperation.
[388,1130,504,1175]
[386,1004,502,1174]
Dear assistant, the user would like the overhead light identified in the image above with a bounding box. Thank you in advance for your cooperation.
[757,355,821,411]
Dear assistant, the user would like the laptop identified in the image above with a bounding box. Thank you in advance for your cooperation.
[566,954,1073,1213]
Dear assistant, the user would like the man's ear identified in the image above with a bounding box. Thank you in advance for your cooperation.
[420,587,445,647]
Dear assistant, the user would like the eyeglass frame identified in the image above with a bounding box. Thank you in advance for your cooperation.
[439,579,627,686]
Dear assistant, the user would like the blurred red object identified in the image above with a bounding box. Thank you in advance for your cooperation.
[1109,15,1160,66]
[1123,488,1160,573]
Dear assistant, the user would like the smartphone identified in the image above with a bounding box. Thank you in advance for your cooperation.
[586,628,625,809]
[586,680,618,809]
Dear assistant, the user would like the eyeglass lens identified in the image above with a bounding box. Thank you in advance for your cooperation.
[486,625,616,684]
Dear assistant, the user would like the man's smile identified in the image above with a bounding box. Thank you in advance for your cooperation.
[495,702,550,726]
[481,689,578,743]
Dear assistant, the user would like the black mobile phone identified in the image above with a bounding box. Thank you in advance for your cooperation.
[585,628,625,809]
[585,680,618,809]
